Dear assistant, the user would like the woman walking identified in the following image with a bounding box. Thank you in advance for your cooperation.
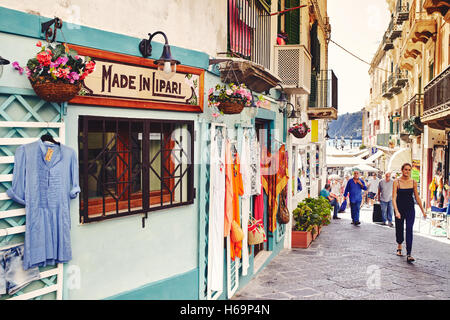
[392,163,426,263]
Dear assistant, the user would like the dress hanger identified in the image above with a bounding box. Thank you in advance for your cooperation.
[41,133,60,145]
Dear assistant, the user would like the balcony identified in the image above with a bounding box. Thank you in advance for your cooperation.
[274,44,312,94]
[399,2,436,71]
[307,70,338,120]
[422,65,450,129]
[395,0,410,24]
[394,69,408,88]
[423,0,450,23]
[382,32,394,51]
[387,18,402,41]
[382,81,393,99]
[404,93,423,117]
[217,0,281,93]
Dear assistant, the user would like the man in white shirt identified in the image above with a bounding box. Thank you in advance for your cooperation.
[366,173,380,206]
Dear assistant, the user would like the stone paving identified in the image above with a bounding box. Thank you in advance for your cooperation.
[233,206,450,300]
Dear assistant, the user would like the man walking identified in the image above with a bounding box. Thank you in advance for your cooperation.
[343,170,367,226]
[320,184,340,219]
[377,172,394,227]
[366,173,380,207]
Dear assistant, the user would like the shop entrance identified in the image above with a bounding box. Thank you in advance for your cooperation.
[253,119,271,257]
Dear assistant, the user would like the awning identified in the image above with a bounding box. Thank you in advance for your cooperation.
[344,164,379,173]
[326,156,369,167]
[366,150,384,163]
[387,148,412,173]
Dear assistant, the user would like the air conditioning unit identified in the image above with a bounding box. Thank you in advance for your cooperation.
[274,45,312,95]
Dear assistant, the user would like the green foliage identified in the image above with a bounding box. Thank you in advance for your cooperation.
[359,144,366,150]
[403,116,423,136]
[292,197,332,233]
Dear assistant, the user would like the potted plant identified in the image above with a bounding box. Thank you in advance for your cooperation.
[403,116,423,137]
[304,197,332,236]
[12,41,95,102]
[288,122,310,139]
[291,202,315,248]
[207,82,257,115]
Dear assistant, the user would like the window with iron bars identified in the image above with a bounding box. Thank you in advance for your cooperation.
[78,116,194,223]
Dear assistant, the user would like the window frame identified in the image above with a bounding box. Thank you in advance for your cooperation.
[78,115,195,224]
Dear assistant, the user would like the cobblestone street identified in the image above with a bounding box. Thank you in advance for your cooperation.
[234,207,450,300]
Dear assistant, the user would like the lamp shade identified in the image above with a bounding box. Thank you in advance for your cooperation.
[0,56,10,79]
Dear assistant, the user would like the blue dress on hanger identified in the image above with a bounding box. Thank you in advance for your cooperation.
[7,139,80,270]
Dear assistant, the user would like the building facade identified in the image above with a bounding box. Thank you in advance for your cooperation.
[0,0,332,300]
[365,0,449,209]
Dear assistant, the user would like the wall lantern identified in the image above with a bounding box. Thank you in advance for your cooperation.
[277,91,288,112]
[139,31,180,78]
[0,56,10,79]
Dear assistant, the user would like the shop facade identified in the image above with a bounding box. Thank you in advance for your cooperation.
[0,3,294,300]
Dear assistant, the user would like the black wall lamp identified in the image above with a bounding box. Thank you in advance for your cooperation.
[284,102,301,119]
[139,31,180,77]
[0,56,10,79]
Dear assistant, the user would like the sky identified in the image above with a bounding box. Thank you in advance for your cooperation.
[327,0,391,115]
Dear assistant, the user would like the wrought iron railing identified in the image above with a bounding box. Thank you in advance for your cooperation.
[404,93,423,117]
[308,70,338,110]
[227,0,271,69]
[395,0,410,24]
[423,65,450,113]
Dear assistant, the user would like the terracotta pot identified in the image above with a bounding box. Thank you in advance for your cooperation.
[291,230,312,248]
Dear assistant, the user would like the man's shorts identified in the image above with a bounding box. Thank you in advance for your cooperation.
[368,192,376,199]
[0,244,40,296]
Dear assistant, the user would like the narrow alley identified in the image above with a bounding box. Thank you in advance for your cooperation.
[234,207,450,300]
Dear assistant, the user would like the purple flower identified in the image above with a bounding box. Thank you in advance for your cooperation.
[68,71,80,83]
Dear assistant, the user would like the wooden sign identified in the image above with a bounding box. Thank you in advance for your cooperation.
[69,45,204,112]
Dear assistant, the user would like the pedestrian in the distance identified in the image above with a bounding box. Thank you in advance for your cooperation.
[343,170,367,226]
[366,173,380,207]
[320,184,340,220]
[392,163,427,263]
[377,171,394,227]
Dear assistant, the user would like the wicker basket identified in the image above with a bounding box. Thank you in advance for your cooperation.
[248,218,266,245]
[290,129,308,139]
[30,80,81,103]
[217,99,245,114]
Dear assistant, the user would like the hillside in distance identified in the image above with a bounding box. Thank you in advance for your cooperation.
[328,111,362,139]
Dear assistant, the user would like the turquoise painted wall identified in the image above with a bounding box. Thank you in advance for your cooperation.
[0,6,287,300]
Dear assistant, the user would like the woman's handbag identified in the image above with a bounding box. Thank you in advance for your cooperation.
[277,189,290,224]
[230,220,244,243]
[248,217,266,245]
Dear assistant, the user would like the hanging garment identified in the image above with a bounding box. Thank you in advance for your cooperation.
[262,144,289,233]
[224,139,234,238]
[209,127,226,292]
[230,150,244,261]
[7,140,80,270]
[239,128,259,275]
[248,129,262,196]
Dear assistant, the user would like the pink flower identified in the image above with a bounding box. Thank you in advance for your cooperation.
[12,61,24,75]
[85,60,96,73]
[208,88,214,96]
[36,41,42,47]
[56,56,69,65]
[212,113,220,118]
[226,89,233,96]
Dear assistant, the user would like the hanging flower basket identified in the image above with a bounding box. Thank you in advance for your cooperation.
[217,98,245,114]
[208,83,264,115]
[12,41,95,103]
[289,122,310,139]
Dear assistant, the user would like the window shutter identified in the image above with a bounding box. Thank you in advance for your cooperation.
[285,0,300,44]
[227,237,240,298]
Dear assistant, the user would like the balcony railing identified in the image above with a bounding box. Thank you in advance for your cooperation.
[404,93,423,117]
[423,65,450,114]
[382,81,393,99]
[227,0,271,70]
[309,70,338,110]
[395,0,410,24]
[388,18,402,41]
[382,32,394,51]
[394,69,408,88]
[307,70,338,120]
